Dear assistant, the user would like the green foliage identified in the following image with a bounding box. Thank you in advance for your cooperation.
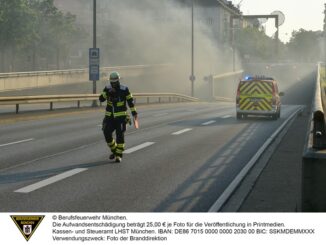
[287,29,322,62]
[28,0,87,68]
[0,2,3,22]
[320,66,326,89]
[235,26,284,62]
[0,0,37,48]
[0,0,87,71]
[236,26,323,63]
[324,5,326,32]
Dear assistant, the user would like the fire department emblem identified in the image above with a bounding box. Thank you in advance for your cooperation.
[23,225,32,235]
[11,215,45,241]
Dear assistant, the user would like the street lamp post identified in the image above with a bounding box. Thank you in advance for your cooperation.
[324,4,326,67]
[190,0,195,97]
[92,0,98,107]
[232,27,236,72]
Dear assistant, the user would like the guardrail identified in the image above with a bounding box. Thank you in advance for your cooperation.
[302,62,326,211]
[311,63,326,148]
[0,93,199,114]
[205,70,243,100]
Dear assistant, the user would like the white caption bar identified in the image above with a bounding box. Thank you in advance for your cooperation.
[0,138,34,148]
[124,142,155,154]
[14,168,88,193]
[172,128,193,135]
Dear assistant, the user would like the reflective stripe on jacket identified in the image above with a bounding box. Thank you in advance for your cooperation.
[99,84,137,118]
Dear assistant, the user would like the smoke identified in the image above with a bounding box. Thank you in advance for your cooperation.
[93,0,240,98]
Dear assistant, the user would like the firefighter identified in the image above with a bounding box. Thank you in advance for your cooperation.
[99,71,137,163]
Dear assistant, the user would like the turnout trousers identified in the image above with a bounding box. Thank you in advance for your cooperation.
[102,116,126,158]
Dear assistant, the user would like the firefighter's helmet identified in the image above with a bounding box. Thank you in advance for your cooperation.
[109,71,120,88]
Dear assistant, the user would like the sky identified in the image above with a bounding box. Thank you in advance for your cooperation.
[232,0,325,43]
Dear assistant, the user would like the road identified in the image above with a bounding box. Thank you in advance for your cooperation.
[0,101,303,212]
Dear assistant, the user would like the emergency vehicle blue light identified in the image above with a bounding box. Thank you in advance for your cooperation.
[244,76,252,80]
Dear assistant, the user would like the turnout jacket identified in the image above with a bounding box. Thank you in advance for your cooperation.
[99,84,137,119]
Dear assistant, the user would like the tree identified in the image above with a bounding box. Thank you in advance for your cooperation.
[287,29,322,62]
[235,26,285,62]
[0,0,87,72]
[28,0,87,69]
[0,0,37,71]
[0,3,3,22]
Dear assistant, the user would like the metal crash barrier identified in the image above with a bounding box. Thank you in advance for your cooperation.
[0,93,199,114]
[302,62,326,211]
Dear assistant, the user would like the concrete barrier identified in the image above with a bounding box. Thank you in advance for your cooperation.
[302,142,326,211]
[0,69,86,91]
[0,64,170,92]
[302,63,326,211]
[204,70,243,100]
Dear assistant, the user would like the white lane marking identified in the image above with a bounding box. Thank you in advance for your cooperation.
[208,106,304,212]
[222,115,232,119]
[14,168,88,193]
[172,128,193,135]
[201,120,216,126]
[0,138,34,148]
[124,142,155,154]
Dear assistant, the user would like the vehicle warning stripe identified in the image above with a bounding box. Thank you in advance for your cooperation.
[240,100,252,110]
[260,99,272,110]
[240,97,272,111]
[241,82,273,95]
[240,82,256,94]
[249,87,265,95]
[260,82,273,93]
[246,85,268,95]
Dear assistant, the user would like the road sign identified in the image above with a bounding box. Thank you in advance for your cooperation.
[89,48,100,81]
[89,64,99,81]
[189,75,196,81]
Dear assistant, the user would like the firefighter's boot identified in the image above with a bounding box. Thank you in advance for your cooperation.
[108,139,117,160]
[115,143,124,163]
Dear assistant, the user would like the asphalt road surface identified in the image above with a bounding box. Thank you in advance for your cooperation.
[0,101,304,212]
